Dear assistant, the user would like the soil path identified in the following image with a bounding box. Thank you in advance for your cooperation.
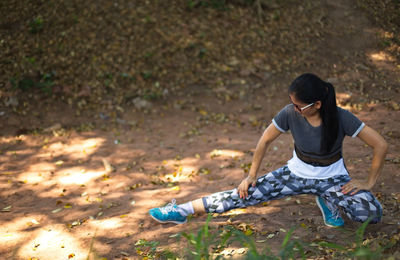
[1,0,399,259]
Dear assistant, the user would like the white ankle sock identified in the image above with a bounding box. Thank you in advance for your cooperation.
[177,202,194,216]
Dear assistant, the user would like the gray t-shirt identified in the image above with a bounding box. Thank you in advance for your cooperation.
[272,104,365,159]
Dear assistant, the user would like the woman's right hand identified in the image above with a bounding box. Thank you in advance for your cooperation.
[238,176,257,199]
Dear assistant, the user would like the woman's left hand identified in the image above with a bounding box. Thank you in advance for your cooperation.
[341,179,374,195]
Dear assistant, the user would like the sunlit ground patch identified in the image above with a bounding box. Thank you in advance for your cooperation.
[0,216,44,233]
[89,217,125,230]
[15,162,57,185]
[156,157,200,182]
[208,149,244,160]
[0,232,23,247]
[27,162,56,173]
[219,208,247,216]
[17,225,87,260]
[0,215,45,249]
[46,137,105,160]
[57,167,106,185]
[369,51,395,62]
[160,166,199,182]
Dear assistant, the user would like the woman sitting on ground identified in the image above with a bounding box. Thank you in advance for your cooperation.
[149,73,388,227]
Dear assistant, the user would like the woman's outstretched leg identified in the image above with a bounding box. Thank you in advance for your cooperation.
[149,166,301,224]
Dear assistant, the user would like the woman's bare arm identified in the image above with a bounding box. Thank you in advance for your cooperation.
[238,123,282,199]
[341,125,388,195]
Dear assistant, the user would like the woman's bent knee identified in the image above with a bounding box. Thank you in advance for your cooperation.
[350,201,382,224]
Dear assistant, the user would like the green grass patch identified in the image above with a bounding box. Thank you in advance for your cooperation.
[10,72,55,95]
[136,216,398,259]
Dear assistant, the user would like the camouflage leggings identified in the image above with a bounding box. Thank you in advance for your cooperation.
[202,166,382,223]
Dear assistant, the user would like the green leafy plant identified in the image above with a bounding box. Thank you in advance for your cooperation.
[10,77,34,92]
[10,72,55,94]
[135,239,159,258]
[316,218,395,259]
[186,0,229,11]
[135,239,177,259]
[141,89,162,101]
[179,215,308,259]
[278,227,308,260]
[144,216,396,259]
[141,70,152,80]
[181,214,232,259]
[232,226,308,259]
[37,72,56,94]
[198,47,207,58]
[29,16,44,33]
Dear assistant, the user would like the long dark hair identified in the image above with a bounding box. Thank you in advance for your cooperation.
[288,73,338,154]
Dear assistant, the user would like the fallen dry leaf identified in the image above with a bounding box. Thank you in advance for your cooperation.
[169,186,180,191]
[2,205,12,212]
[55,160,64,166]
[52,208,63,213]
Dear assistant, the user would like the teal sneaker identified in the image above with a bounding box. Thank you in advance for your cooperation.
[316,196,344,227]
[149,199,187,224]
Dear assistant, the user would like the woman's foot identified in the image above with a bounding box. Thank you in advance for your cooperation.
[149,199,187,224]
[316,196,344,227]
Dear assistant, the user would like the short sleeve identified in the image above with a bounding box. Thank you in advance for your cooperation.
[338,108,365,138]
[272,104,291,133]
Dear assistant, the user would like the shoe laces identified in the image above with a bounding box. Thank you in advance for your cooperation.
[160,199,178,215]
[324,198,340,221]
[331,208,340,221]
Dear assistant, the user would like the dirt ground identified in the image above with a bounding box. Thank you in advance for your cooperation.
[1,0,400,259]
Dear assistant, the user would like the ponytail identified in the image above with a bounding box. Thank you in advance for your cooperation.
[320,83,338,153]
